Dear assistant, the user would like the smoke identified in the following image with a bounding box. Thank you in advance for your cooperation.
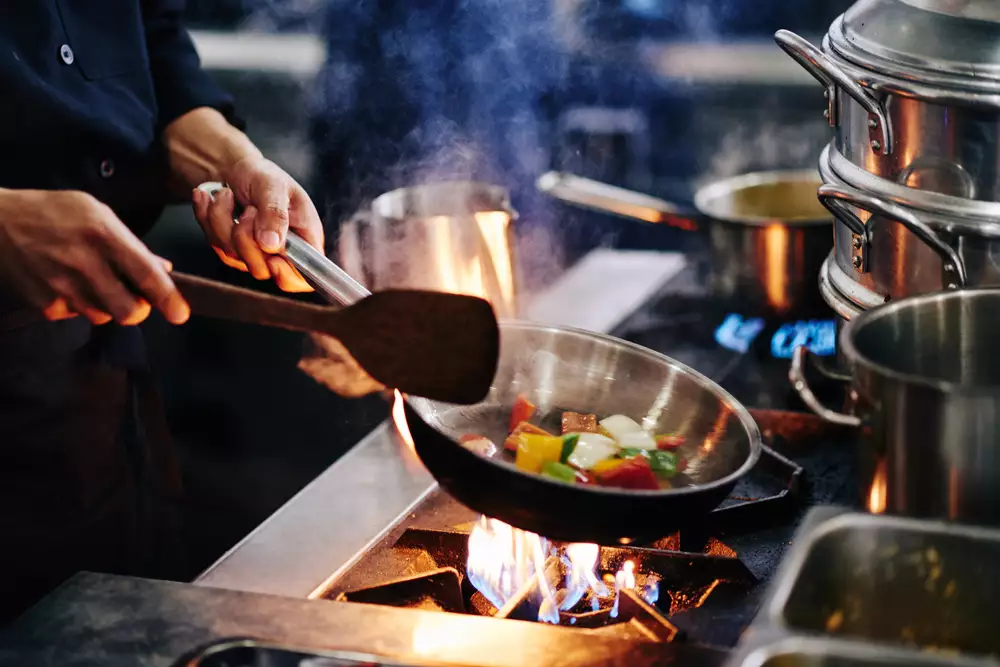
[699,119,831,186]
[297,0,837,292]
[305,0,577,293]
[237,0,325,31]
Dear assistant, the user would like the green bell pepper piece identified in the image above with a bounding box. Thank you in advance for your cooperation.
[560,433,579,463]
[648,450,678,476]
[618,447,647,460]
[541,461,577,484]
[617,448,677,476]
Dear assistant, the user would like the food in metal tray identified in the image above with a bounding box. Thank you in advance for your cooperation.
[460,394,688,491]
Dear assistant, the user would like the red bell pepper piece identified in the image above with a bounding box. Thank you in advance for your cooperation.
[509,394,536,433]
[594,458,660,490]
[656,434,685,450]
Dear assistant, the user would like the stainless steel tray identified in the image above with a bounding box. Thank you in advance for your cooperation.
[726,507,1000,667]
[734,636,992,667]
[174,639,472,667]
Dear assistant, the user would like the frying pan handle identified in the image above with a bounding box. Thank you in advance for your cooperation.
[817,183,967,289]
[789,346,860,428]
[195,182,372,306]
[536,172,699,232]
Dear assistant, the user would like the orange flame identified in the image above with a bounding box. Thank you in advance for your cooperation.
[616,560,637,590]
[427,211,517,319]
[391,389,415,452]
[868,459,887,514]
[466,517,606,623]
[466,518,662,623]
[392,391,430,474]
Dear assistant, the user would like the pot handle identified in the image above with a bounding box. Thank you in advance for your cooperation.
[536,172,699,232]
[817,184,968,289]
[789,346,861,428]
[774,30,892,156]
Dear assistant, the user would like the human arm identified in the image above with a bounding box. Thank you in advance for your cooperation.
[143,0,324,292]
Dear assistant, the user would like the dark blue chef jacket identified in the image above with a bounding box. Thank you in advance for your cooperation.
[0,0,238,624]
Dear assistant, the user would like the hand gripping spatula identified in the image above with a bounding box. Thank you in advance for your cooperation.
[176,183,500,405]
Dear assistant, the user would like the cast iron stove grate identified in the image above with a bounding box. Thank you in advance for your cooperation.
[323,444,805,647]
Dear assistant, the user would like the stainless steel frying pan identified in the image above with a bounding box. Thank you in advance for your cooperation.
[403,322,762,543]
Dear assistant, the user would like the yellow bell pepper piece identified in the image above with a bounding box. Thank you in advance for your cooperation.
[590,458,627,475]
[515,434,564,473]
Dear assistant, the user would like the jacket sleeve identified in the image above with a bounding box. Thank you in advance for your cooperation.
[142,0,244,131]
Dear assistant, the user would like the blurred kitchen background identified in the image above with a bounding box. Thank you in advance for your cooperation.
[144,0,852,580]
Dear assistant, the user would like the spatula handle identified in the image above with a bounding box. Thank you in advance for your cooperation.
[195,181,371,306]
[171,271,333,335]
[284,233,370,306]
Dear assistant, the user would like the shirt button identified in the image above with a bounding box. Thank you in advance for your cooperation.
[99,159,115,179]
[59,44,75,65]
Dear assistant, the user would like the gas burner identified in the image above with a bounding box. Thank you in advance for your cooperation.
[322,412,818,648]
[330,526,756,642]
[715,314,836,359]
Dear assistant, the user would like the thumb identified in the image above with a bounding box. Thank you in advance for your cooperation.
[252,181,291,254]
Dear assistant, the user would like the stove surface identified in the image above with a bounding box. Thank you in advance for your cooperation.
[318,265,860,654]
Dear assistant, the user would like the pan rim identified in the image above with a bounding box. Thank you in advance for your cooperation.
[410,319,764,499]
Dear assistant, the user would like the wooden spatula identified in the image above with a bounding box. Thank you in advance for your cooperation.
[171,271,500,405]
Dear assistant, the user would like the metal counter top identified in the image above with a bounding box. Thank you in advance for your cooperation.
[0,572,725,667]
[196,423,435,598]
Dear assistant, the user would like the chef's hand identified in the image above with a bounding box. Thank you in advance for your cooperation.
[0,188,189,325]
[191,157,324,293]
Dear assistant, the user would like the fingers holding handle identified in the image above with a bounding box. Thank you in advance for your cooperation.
[195,181,315,292]
[1,190,189,326]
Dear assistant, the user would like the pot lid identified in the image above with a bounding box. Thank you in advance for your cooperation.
[829,0,1000,91]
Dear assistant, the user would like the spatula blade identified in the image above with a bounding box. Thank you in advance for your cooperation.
[331,290,500,405]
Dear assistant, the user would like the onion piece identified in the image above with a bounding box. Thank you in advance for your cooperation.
[567,432,618,470]
[617,430,657,450]
[599,415,645,441]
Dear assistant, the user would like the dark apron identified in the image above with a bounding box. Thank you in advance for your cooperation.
[0,312,184,625]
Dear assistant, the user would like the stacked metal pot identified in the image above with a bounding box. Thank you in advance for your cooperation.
[777,0,1000,525]
[778,0,1000,322]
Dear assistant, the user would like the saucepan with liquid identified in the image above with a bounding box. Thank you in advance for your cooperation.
[537,170,833,317]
